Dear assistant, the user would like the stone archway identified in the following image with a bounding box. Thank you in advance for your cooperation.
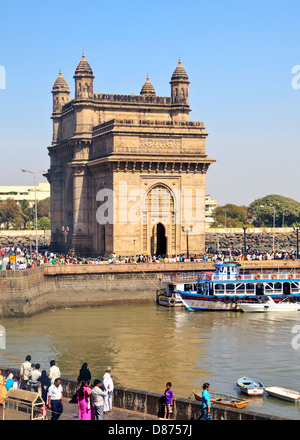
[144,184,175,256]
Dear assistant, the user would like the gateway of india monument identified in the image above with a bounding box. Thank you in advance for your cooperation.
[46,53,215,257]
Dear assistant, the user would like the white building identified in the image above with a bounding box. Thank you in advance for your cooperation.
[0,182,50,206]
[205,194,217,227]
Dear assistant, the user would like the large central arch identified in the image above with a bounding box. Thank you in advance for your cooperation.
[143,184,176,256]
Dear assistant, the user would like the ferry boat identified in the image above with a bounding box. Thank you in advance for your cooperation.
[178,263,300,312]
[156,273,201,307]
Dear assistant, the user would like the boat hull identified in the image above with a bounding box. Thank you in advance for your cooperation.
[158,295,183,307]
[237,377,264,396]
[265,387,300,402]
[180,295,239,311]
[239,303,300,313]
[193,391,249,408]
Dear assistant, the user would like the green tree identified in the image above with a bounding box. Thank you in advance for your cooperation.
[38,216,51,230]
[213,204,250,228]
[0,198,21,229]
[248,195,300,227]
[37,197,50,219]
[19,199,34,229]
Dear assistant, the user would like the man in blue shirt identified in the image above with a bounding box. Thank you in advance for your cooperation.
[201,382,211,420]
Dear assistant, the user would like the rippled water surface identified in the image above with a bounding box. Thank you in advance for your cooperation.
[1,304,300,419]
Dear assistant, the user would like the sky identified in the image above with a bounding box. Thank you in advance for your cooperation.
[1,0,300,206]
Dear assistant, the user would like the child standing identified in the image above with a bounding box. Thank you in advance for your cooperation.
[164,382,174,419]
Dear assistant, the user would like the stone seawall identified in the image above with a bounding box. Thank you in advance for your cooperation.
[0,367,286,420]
[1,260,300,318]
[206,227,297,251]
[0,230,51,248]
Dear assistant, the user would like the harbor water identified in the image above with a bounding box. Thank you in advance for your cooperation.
[1,303,300,420]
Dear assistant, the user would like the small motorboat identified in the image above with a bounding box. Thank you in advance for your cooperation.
[265,387,300,403]
[239,296,300,313]
[237,377,264,396]
[193,390,249,408]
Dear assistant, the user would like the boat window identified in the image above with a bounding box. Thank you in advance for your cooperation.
[246,283,255,290]
[265,283,273,291]
[236,284,245,291]
[274,282,282,290]
[215,284,224,292]
[169,284,175,293]
[291,282,299,292]
[184,284,193,291]
[226,284,235,292]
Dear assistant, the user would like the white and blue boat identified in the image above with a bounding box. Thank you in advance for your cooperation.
[237,377,264,396]
[178,263,300,311]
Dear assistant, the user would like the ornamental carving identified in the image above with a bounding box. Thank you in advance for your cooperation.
[140,138,181,151]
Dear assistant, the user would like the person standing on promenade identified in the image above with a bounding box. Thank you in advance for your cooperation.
[77,363,91,383]
[91,379,108,420]
[20,355,32,390]
[38,370,51,404]
[78,380,95,420]
[28,363,41,392]
[163,382,174,419]
[47,378,64,420]
[102,367,114,413]
[201,383,211,420]
[49,360,60,385]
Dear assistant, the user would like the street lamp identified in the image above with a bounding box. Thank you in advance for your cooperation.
[293,225,299,259]
[182,225,193,260]
[61,226,70,256]
[242,226,247,253]
[21,168,47,257]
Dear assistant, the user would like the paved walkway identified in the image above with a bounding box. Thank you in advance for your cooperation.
[0,401,158,420]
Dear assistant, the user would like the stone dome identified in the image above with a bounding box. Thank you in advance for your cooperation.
[170,59,189,83]
[74,52,94,77]
[52,70,70,92]
[140,75,156,95]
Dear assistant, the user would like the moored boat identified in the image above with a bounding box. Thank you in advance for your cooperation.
[239,296,300,313]
[265,387,300,402]
[193,390,249,408]
[237,377,264,396]
[178,263,300,312]
[157,273,200,307]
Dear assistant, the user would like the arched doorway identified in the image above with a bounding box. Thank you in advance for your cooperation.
[156,223,167,256]
[145,185,175,256]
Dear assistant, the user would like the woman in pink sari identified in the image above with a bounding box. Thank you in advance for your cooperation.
[78,380,95,420]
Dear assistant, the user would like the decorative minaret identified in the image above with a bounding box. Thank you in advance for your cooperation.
[51,70,70,113]
[74,52,94,99]
[140,75,156,96]
[170,58,190,105]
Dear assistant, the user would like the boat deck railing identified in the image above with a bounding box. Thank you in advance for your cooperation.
[198,272,300,282]
[162,272,200,283]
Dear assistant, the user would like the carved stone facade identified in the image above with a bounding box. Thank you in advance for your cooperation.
[46,54,215,257]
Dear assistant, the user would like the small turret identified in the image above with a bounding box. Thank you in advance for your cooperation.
[140,75,156,96]
[51,70,70,113]
[170,59,190,105]
[74,52,94,99]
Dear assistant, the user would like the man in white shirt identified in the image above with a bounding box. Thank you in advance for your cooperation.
[20,355,32,390]
[102,366,114,413]
[49,360,60,385]
[47,378,63,420]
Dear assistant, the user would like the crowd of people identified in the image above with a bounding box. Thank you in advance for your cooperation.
[0,353,214,420]
[0,357,115,421]
[1,243,299,271]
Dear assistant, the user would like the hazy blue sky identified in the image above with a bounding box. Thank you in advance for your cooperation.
[1,0,300,206]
